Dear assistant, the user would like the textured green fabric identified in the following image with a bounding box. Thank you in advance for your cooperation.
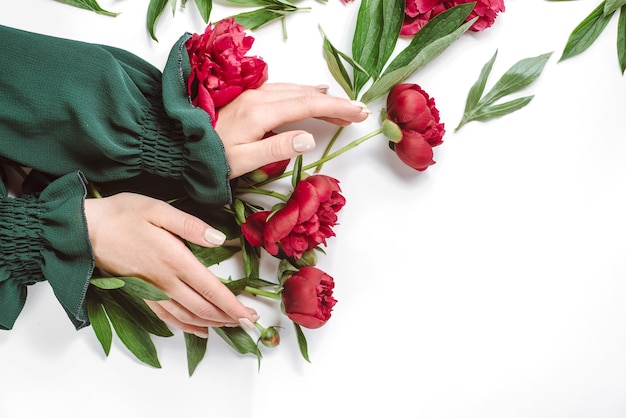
[0,25,232,329]
[0,25,231,204]
[0,171,93,330]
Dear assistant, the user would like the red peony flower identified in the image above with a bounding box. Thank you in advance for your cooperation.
[385,83,445,171]
[401,0,505,37]
[281,266,337,329]
[186,18,268,125]
[241,175,345,259]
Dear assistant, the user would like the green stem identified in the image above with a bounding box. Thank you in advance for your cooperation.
[314,126,344,173]
[256,127,383,187]
[236,187,289,202]
[303,127,383,171]
[244,286,282,300]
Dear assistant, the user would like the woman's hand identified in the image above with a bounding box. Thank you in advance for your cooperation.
[84,192,257,338]
[215,83,371,178]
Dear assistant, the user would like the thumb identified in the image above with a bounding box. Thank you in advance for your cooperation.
[230,131,316,178]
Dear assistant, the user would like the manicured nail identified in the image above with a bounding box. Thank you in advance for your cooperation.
[350,100,372,114]
[251,313,261,322]
[292,133,316,153]
[315,84,330,91]
[239,317,256,330]
[204,228,226,245]
[194,329,209,339]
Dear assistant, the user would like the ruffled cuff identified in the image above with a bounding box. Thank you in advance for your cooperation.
[151,33,232,205]
[0,171,93,330]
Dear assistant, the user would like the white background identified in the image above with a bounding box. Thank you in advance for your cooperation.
[2,1,626,417]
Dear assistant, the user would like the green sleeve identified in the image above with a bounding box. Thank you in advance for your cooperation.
[0,25,231,205]
[0,170,93,330]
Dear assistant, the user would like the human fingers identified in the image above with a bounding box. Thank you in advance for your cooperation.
[145,300,213,338]
[226,130,314,178]
[216,87,370,140]
[144,198,227,247]
[145,203,259,327]
[245,89,371,129]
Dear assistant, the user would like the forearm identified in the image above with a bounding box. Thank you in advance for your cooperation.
[0,24,231,205]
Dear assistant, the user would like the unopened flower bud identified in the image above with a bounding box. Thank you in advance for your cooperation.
[259,326,280,347]
[244,159,290,183]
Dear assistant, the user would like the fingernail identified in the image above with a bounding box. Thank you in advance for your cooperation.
[350,100,372,114]
[315,84,330,91]
[204,228,226,245]
[194,329,209,339]
[239,317,256,330]
[251,313,261,322]
[292,133,316,153]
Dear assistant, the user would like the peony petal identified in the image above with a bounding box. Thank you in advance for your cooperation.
[388,88,428,124]
[265,200,299,243]
[395,130,436,171]
[241,211,269,247]
[292,181,321,224]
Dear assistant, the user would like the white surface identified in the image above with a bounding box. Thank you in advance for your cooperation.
[2,1,626,417]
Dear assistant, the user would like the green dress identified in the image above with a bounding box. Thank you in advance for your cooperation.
[0,25,232,330]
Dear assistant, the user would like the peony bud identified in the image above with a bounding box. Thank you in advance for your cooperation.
[385,83,444,171]
[259,326,281,348]
[244,159,290,183]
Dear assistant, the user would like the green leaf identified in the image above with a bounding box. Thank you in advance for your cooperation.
[351,0,404,95]
[605,0,626,15]
[86,296,113,356]
[111,291,174,338]
[227,0,273,6]
[90,277,125,290]
[618,6,626,73]
[320,27,356,99]
[480,52,552,105]
[291,154,303,188]
[188,244,240,267]
[242,237,260,279]
[361,17,475,104]
[147,0,170,41]
[462,50,498,115]
[118,277,170,301]
[54,0,119,16]
[231,7,295,31]
[382,3,474,75]
[294,323,310,362]
[194,0,213,23]
[102,296,162,368]
[456,52,552,131]
[560,1,614,61]
[221,277,249,295]
[184,332,208,376]
[469,96,535,121]
[213,327,262,358]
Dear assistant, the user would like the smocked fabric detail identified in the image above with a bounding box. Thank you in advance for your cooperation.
[139,88,187,179]
[0,195,45,286]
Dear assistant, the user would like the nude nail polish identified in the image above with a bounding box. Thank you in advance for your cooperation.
[204,228,226,245]
[194,330,209,339]
[239,318,256,330]
[350,100,372,114]
[292,133,316,153]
